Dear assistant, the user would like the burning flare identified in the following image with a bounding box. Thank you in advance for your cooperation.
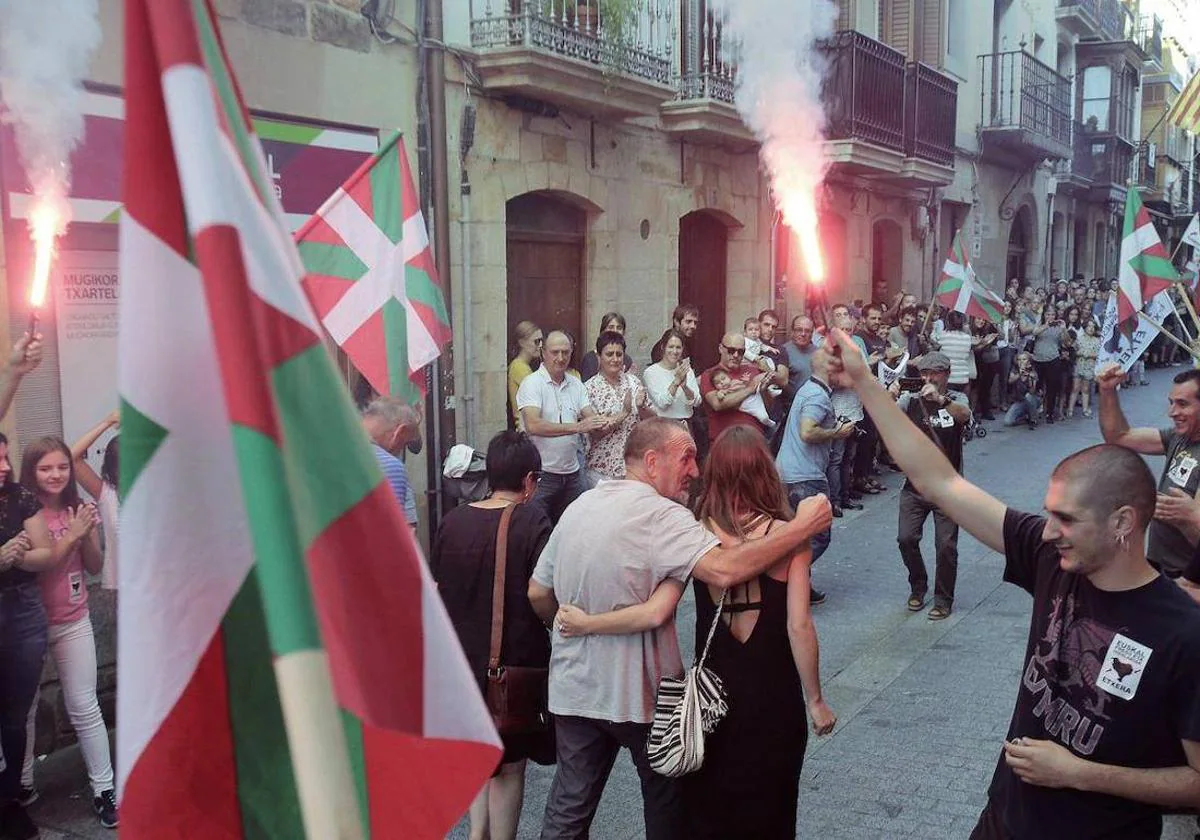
[785,195,825,285]
[28,193,66,310]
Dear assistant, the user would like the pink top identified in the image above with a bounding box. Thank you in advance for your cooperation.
[39,507,90,625]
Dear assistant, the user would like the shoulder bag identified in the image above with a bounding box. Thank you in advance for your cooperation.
[485,503,551,735]
[646,589,730,777]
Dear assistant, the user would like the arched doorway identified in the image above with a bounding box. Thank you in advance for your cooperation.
[871,219,903,303]
[506,191,586,361]
[678,211,731,372]
[1007,207,1031,284]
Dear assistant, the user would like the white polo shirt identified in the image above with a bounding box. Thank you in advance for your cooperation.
[515,366,591,475]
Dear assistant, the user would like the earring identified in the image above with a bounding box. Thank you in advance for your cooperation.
[1117,532,1128,550]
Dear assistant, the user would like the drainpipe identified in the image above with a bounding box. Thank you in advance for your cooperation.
[460,101,477,447]
[420,0,454,533]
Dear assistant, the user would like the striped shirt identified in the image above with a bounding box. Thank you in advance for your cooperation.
[938,330,974,385]
[372,444,418,526]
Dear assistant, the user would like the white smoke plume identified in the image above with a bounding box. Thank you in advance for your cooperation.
[707,0,839,275]
[0,0,102,234]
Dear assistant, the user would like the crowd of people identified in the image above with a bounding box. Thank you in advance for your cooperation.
[0,338,121,839]
[421,275,1200,840]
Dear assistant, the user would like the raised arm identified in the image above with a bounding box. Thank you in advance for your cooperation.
[1095,365,1164,454]
[828,329,1007,553]
[554,579,686,636]
[72,410,119,499]
[692,495,833,589]
[0,333,42,422]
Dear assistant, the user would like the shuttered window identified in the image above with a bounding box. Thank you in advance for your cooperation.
[915,0,945,67]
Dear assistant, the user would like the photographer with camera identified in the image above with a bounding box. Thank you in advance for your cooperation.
[777,346,854,605]
[887,352,972,620]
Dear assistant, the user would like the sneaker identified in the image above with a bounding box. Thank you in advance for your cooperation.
[831,505,844,518]
[0,801,39,840]
[16,787,38,807]
[93,790,118,830]
[809,588,827,605]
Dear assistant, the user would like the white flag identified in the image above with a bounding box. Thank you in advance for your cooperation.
[1097,290,1176,373]
[1184,213,1200,250]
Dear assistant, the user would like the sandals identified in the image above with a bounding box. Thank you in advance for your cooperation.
[907,593,926,611]
[928,605,952,621]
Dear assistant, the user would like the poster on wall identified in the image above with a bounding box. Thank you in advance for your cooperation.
[53,251,119,469]
[1,89,378,231]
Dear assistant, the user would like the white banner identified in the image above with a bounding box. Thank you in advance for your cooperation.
[1097,290,1176,373]
[52,251,119,472]
[878,352,909,388]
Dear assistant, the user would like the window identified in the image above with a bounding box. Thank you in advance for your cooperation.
[1081,66,1111,132]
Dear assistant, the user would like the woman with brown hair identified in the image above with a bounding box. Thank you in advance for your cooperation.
[507,320,543,431]
[555,425,835,838]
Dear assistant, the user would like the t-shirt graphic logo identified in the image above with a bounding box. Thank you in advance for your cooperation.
[1168,453,1197,488]
[68,571,84,603]
[930,409,955,429]
[1096,633,1152,700]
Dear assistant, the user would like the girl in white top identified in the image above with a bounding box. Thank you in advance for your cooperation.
[642,330,702,420]
[937,311,975,389]
[71,411,119,591]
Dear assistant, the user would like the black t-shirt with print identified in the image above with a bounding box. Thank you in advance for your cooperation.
[0,482,42,588]
[1148,428,1200,575]
[989,510,1200,839]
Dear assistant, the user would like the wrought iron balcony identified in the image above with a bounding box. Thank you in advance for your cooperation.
[821,30,906,154]
[1056,0,1130,42]
[1137,15,1163,67]
[469,0,675,119]
[905,62,957,166]
[979,50,1073,162]
[660,5,754,146]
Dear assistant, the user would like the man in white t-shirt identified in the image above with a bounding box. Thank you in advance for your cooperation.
[516,330,608,524]
[529,417,832,840]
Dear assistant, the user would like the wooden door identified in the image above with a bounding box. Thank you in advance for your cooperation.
[678,212,728,372]
[506,193,585,356]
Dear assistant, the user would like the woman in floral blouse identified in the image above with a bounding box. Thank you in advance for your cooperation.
[583,331,653,484]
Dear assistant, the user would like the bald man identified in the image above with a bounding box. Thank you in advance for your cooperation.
[699,332,788,442]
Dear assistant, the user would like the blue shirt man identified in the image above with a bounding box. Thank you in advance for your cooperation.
[362,396,422,528]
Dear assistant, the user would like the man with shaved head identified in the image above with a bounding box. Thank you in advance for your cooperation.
[827,327,1200,840]
[699,332,788,443]
[516,330,608,523]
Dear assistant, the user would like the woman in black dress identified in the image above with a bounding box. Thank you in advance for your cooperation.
[555,426,836,839]
[431,431,554,840]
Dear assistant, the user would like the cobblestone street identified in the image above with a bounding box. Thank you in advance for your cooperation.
[26,367,1198,839]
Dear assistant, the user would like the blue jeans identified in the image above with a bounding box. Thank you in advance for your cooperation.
[0,582,48,802]
[1003,394,1040,426]
[532,470,587,525]
[785,479,831,564]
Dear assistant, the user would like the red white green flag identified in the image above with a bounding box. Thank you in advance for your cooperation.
[1116,188,1178,330]
[295,132,450,402]
[934,228,1004,325]
[116,1,499,837]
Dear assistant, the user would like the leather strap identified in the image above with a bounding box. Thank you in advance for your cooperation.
[488,503,517,672]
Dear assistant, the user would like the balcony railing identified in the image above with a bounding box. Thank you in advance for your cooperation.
[676,6,735,104]
[469,0,674,87]
[821,30,906,153]
[979,50,1072,152]
[905,62,956,166]
[1057,0,1129,41]
[1137,15,1163,64]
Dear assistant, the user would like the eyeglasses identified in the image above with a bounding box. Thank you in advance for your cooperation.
[533,338,544,345]
[721,344,745,355]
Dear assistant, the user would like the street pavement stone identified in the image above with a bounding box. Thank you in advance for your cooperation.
[28,370,1198,838]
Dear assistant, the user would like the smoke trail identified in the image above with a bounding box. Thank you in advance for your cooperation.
[0,0,102,233]
[707,0,838,278]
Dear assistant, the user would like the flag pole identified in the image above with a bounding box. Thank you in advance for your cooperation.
[1138,310,1200,362]
[1173,281,1200,335]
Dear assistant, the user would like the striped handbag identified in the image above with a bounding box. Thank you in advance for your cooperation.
[646,590,729,777]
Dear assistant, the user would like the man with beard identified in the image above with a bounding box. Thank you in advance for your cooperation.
[853,304,888,495]
[826,328,1200,840]
[651,304,701,367]
[1098,367,1200,578]
[529,418,831,840]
